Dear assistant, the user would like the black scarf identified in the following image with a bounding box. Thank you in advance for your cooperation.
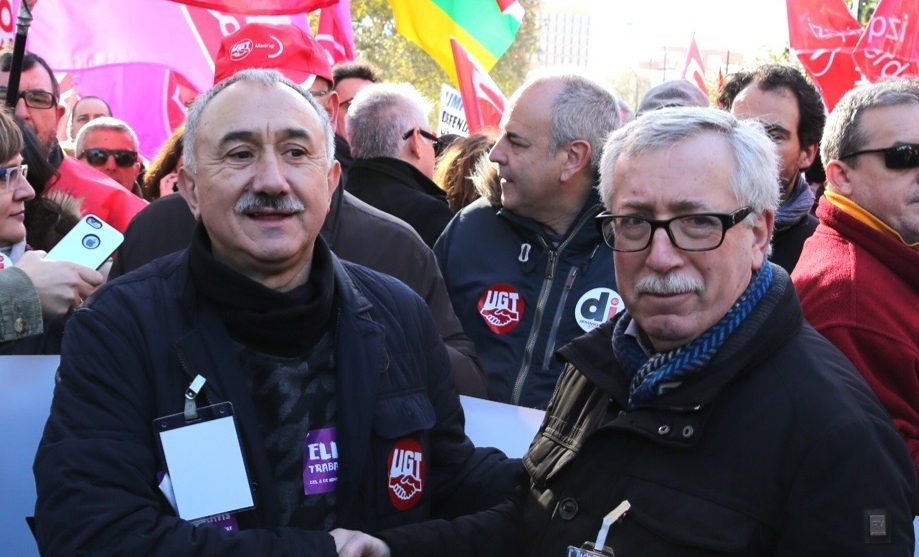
[189,223,335,357]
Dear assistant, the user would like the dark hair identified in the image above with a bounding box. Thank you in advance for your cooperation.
[0,49,60,100]
[332,61,382,88]
[17,119,58,198]
[143,124,184,201]
[718,64,826,149]
[434,129,498,212]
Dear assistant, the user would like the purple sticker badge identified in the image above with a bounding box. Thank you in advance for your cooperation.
[303,427,339,495]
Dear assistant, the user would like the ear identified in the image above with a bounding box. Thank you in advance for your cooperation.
[407,129,424,162]
[324,90,340,134]
[177,166,203,221]
[54,104,66,125]
[824,159,854,197]
[559,139,591,182]
[798,142,818,171]
[751,209,775,270]
[326,159,341,201]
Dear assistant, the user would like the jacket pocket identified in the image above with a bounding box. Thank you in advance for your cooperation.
[372,392,436,438]
[624,477,757,553]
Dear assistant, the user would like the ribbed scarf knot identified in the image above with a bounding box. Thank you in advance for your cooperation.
[613,263,774,407]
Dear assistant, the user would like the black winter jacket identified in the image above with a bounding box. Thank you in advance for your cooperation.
[34,246,519,555]
[435,193,619,409]
[379,266,917,556]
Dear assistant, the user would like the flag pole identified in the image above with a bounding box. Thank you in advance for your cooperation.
[5,1,35,109]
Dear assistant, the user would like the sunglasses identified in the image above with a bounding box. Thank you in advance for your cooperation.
[402,128,443,149]
[78,148,138,168]
[0,87,56,109]
[839,143,919,169]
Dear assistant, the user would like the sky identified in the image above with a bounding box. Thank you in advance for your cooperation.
[545,0,794,74]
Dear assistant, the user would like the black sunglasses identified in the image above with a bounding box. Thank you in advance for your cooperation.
[402,128,443,148]
[839,143,919,169]
[0,87,56,109]
[78,148,138,168]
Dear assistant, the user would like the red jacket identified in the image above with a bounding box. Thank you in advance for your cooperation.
[793,195,919,488]
[46,157,147,233]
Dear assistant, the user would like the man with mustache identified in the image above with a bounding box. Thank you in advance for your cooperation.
[336,107,917,557]
[33,69,517,555]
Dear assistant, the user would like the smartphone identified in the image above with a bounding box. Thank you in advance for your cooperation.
[47,214,124,270]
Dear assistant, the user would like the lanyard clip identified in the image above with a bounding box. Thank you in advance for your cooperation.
[184,375,206,422]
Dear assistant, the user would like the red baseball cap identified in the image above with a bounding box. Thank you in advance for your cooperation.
[213,23,333,87]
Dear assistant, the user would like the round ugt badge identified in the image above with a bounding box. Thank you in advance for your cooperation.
[388,438,425,511]
[574,288,624,332]
[478,283,524,334]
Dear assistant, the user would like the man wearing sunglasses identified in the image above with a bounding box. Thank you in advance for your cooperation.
[794,79,919,497]
[345,83,454,248]
[724,64,825,273]
[0,49,146,232]
[75,117,142,196]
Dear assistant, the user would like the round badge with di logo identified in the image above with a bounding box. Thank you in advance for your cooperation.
[574,288,624,332]
[387,438,425,511]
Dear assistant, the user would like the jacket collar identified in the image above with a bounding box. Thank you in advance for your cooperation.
[349,157,446,200]
[497,187,606,253]
[557,264,803,411]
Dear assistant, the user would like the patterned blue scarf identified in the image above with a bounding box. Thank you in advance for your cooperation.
[612,263,774,407]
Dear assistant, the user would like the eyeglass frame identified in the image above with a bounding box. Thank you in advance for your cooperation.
[838,143,919,170]
[78,148,139,168]
[0,164,29,192]
[0,87,56,109]
[402,128,443,149]
[595,206,754,252]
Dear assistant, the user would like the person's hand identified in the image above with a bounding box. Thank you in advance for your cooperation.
[159,171,179,198]
[16,250,104,318]
[331,529,391,557]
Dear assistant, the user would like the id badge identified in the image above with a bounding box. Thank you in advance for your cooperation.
[154,402,254,521]
[567,543,615,557]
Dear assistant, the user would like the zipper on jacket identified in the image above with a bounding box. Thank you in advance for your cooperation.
[541,266,579,370]
[510,209,598,405]
[176,348,213,407]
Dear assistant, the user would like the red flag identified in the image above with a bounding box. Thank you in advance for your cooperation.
[851,0,919,82]
[681,35,708,96]
[786,0,865,110]
[164,0,336,15]
[450,37,507,134]
[317,0,355,65]
[495,0,524,22]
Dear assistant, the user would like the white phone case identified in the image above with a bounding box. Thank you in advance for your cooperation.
[47,214,124,270]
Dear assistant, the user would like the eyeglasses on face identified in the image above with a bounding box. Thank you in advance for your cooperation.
[839,143,919,170]
[78,148,138,168]
[0,87,56,109]
[0,164,28,191]
[402,128,443,149]
[595,207,753,252]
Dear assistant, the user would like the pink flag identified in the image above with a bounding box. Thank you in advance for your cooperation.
[681,35,708,96]
[28,0,310,158]
[317,0,356,66]
[164,0,336,15]
[851,0,919,82]
[450,38,507,134]
[786,0,864,110]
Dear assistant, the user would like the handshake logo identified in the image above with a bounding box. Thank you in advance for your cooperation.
[388,438,425,511]
[478,284,525,335]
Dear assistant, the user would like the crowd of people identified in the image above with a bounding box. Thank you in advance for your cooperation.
[0,16,917,557]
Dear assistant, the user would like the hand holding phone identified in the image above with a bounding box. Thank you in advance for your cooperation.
[47,214,124,271]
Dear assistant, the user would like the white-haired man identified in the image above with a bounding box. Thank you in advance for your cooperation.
[335,107,917,557]
[75,116,142,196]
[434,71,622,409]
[33,69,517,556]
[344,83,453,247]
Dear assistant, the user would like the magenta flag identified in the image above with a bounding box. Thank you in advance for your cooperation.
[317,0,355,65]
[27,0,310,158]
[165,0,336,15]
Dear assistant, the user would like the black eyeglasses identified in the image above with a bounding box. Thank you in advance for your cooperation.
[0,87,55,109]
[78,148,138,168]
[595,207,753,252]
[839,143,919,169]
[402,128,443,148]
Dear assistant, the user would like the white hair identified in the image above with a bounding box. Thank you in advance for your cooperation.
[182,68,334,174]
[75,117,139,155]
[599,107,781,218]
[345,82,432,160]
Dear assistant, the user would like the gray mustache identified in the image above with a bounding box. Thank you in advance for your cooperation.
[235,193,305,214]
[635,273,704,295]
